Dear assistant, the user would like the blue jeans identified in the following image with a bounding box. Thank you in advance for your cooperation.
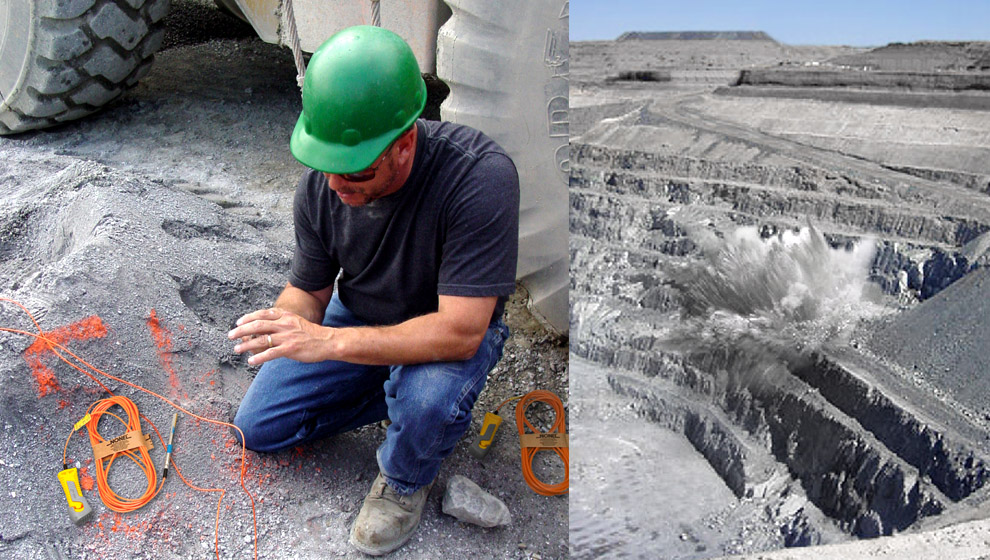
[233,294,509,495]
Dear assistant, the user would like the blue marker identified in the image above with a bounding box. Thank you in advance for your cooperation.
[163,412,178,479]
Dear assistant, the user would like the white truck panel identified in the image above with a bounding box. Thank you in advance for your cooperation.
[233,0,448,74]
[228,0,280,44]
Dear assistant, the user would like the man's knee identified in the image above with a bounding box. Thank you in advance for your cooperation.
[389,364,485,428]
[402,392,465,427]
[229,359,304,452]
[231,406,265,451]
[231,397,293,453]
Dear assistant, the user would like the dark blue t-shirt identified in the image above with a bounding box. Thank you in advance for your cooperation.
[289,119,519,326]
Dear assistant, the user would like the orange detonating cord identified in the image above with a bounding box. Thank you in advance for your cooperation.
[515,390,569,496]
[493,395,523,414]
[1,298,257,560]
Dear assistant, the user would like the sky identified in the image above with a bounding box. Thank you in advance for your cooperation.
[570,0,990,46]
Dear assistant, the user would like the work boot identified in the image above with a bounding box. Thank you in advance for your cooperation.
[349,472,434,556]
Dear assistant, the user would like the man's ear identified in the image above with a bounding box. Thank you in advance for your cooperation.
[394,125,417,165]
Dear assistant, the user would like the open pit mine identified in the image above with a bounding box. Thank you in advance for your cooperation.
[569,32,990,559]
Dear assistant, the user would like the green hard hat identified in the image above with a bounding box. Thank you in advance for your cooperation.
[290,26,427,173]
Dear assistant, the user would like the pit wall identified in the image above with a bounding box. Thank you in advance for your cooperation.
[570,142,989,300]
[883,166,990,196]
[571,271,989,538]
[739,69,990,92]
[570,40,862,84]
[571,313,955,538]
[790,353,989,502]
[716,85,990,112]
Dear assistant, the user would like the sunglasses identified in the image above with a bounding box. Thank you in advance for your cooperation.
[338,143,395,183]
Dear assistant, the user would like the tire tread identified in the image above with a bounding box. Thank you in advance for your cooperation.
[0,0,170,134]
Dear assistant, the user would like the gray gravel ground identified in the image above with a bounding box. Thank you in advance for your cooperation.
[0,2,568,558]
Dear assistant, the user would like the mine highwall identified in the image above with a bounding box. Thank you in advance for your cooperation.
[570,142,989,299]
[739,69,990,91]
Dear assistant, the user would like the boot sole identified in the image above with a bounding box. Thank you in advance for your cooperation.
[348,526,417,556]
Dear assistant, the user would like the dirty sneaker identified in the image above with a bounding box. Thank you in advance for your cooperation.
[349,473,434,556]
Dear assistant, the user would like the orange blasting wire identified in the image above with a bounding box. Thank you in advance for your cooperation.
[493,394,524,414]
[0,297,258,560]
[140,410,238,558]
[61,402,233,551]
[144,413,226,496]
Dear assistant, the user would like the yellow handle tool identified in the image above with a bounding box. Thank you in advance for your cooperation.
[468,412,503,460]
[58,468,93,525]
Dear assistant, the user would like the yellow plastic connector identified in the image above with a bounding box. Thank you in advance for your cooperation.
[57,468,93,525]
[468,412,503,460]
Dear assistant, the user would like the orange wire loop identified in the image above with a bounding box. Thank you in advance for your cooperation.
[84,396,160,513]
[514,390,569,496]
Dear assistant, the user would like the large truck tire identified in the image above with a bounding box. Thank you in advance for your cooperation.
[0,0,170,135]
[438,0,570,335]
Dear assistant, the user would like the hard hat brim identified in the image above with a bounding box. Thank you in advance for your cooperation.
[290,115,394,174]
[289,78,427,174]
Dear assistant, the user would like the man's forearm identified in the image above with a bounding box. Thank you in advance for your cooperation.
[272,282,332,325]
[330,311,485,365]
[230,294,497,367]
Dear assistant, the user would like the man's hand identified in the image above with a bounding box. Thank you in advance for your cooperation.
[228,307,334,366]
[229,293,497,367]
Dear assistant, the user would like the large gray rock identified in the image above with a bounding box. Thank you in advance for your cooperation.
[441,475,512,528]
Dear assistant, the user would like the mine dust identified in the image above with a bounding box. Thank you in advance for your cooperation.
[672,224,887,352]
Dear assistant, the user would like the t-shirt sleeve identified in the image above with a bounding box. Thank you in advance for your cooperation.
[437,152,519,298]
[288,171,340,291]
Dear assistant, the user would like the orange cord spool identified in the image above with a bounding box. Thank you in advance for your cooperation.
[515,390,568,496]
[83,396,160,512]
